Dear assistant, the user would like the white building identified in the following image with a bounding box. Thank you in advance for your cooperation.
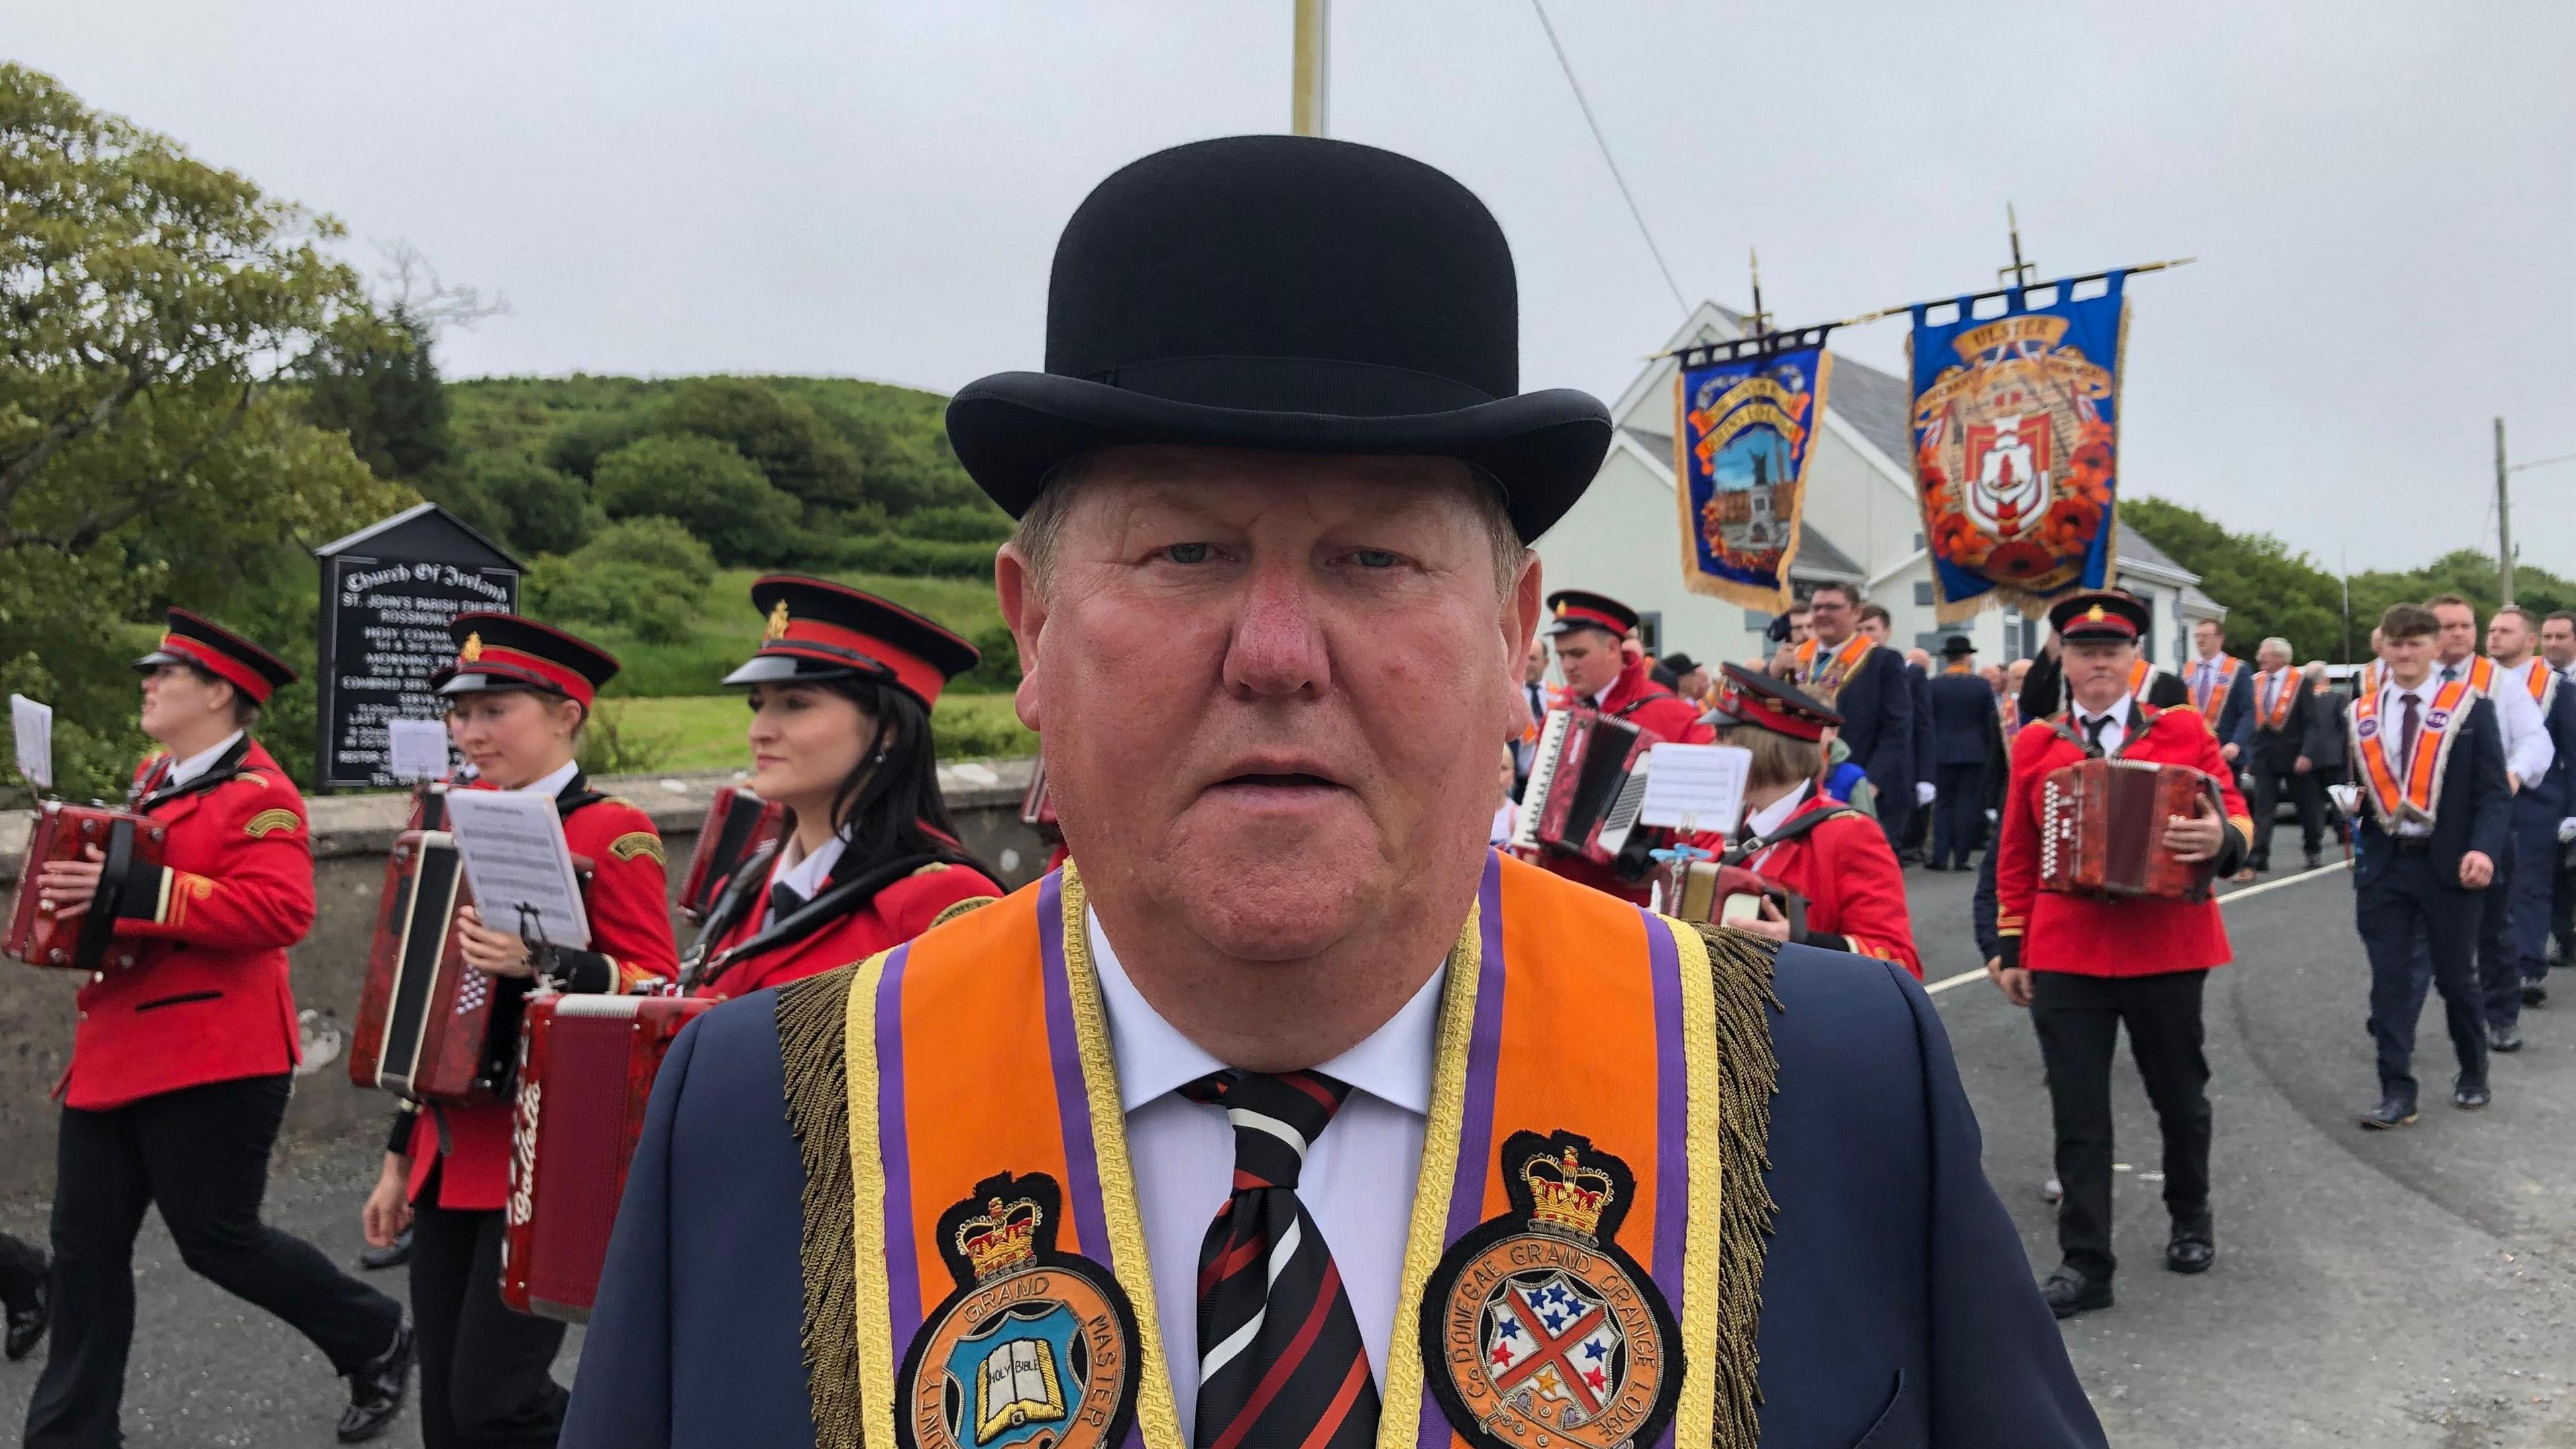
[1536,302,2224,673]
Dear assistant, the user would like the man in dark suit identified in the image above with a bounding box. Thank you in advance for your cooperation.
[2481,605,2575,1045]
[1927,635,2000,869]
[1899,641,1939,862]
[2233,637,2332,875]
[2185,618,2255,771]
[2540,611,2576,965]
[1788,584,1915,847]
[2350,603,2512,1128]
[1512,635,1550,799]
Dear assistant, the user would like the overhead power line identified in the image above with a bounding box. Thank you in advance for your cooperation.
[1529,0,1688,315]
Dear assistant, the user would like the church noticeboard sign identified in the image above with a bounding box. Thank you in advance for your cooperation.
[313,503,523,791]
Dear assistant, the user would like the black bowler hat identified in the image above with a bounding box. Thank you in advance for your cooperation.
[1544,590,1638,638]
[2048,590,2151,645]
[945,136,1613,544]
[135,608,297,704]
[432,613,620,709]
[724,575,979,708]
[1660,652,1701,676]
[1704,663,1841,742]
[1939,635,1976,659]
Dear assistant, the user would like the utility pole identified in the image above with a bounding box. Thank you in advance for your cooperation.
[2496,415,2514,606]
[1292,0,1329,137]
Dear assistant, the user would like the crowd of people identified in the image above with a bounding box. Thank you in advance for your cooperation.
[1,130,2565,1449]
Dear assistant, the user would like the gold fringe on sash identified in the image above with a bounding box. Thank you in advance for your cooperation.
[775,966,865,1449]
[1690,923,1783,1449]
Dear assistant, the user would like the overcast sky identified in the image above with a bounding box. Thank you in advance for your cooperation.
[19,1,2573,572]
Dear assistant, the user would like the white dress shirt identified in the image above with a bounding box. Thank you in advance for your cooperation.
[519,758,580,801]
[1091,910,1442,1427]
[761,831,848,928]
[2072,693,2134,757]
[2439,656,2552,786]
[1740,780,1811,871]
[2378,676,2440,838]
[162,730,246,788]
[2190,653,2231,708]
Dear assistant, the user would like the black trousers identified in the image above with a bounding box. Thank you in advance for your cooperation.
[410,1194,568,1449]
[24,1074,402,1448]
[1931,761,1987,866]
[0,1230,43,1310]
[2358,849,2489,1103]
[2245,757,2325,867]
[2029,969,2213,1283]
[2478,828,2527,1030]
[2553,841,2576,956]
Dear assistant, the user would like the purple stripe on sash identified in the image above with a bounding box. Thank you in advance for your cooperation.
[1422,851,1510,1449]
[874,941,923,1343]
[1643,907,1688,1379]
[1035,871,1111,1262]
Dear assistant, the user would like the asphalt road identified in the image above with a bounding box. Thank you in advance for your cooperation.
[1,862,2571,1446]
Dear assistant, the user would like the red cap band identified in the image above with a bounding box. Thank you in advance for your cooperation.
[157,633,274,704]
[1555,604,1625,634]
[461,644,596,708]
[768,619,949,707]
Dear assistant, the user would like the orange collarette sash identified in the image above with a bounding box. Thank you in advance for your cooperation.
[2256,668,2304,731]
[2194,655,2239,727]
[822,853,1733,1449]
[2524,658,2559,713]
[1793,633,1874,698]
[2351,678,2473,828]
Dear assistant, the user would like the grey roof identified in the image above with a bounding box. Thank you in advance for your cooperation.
[2119,526,2188,578]
[1790,526,1864,582]
[1622,425,1674,460]
[1824,354,1913,468]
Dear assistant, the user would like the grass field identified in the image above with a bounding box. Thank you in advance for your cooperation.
[598,691,1036,771]
[592,568,1008,700]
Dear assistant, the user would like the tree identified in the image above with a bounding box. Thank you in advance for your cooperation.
[295,306,454,480]
[655,377,865,515]
[524,517,714,647]
[469,453,592,555]
[2121,496,2349,661]
[0,64,409,794]
[591,434,797,565]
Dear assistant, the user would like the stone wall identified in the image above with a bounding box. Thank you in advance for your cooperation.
[0,759,1045,1203]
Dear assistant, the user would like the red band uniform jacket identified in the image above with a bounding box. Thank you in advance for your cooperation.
[67,738,312,1110]
[1994,702,2253,976]
[687,843,1002,1000]
[1542,653,1717,904]
[405,776,680,1209]
[1741,790,1923,977]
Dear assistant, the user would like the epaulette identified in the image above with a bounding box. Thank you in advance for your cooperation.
[608,830,667,865]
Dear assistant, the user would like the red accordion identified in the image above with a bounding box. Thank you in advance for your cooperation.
[2039,758,2224,902]
[1648,857,1807,936]
[500,991,715,1322]
[1512,708,1654,865]
[7,802,168,973]
[350,830,529,1104]
[676,785,785,924]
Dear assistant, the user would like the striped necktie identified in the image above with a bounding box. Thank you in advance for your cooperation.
[1181,1070,1379,1449]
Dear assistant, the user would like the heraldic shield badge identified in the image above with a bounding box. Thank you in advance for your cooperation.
[1421,1131,1683,1449]
[896,1171,1142,1449]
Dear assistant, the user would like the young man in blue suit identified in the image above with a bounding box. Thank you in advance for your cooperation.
[561,136,2104,1449]
[2481,604,2575,1044]
[1786,584,1916,849]
[2349,603,2512,1127]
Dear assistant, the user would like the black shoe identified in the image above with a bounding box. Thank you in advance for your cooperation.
[1923,859,1950,872]
[3,1279,46,1362]
[338,1318,413,1444]
[356,1228,411,1272]
[2039,1267,2113,1319]
[2490,1024,2522,1054]
[2453,1082,2492,1111]
[2359,1096,2418,1130]
[2304,852,2323,870]
[2523,983,2548,1008]
[2166,1217,2216,1274]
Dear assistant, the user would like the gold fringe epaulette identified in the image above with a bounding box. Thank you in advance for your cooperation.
[775,967,863,1449]
[1691,922,1782,1449]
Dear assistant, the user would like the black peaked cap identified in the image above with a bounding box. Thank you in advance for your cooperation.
[945,136,1613,543]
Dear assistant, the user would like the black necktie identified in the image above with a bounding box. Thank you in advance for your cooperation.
[767,881,804,925]
[2083,714,2110,756]
[1183,1071,1377,1449]
[2400,693,2422,773]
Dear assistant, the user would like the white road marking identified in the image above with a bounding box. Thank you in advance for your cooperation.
[1926,857,2351,997]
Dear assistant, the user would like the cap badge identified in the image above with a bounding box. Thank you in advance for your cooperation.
[460,632,483,663]
[765,599,792,643]
[2086,604,2106,623]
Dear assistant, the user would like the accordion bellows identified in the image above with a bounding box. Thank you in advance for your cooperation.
[1514,708,1654,865]
[7,802,167,972]
[2038,758,2223,902]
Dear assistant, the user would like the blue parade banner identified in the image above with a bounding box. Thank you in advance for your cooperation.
[1908,271,2127,620]
[1672,327,1834,611]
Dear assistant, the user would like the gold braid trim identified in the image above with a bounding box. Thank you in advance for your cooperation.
[775,966,863,1449]
[1690,922,1783,1449]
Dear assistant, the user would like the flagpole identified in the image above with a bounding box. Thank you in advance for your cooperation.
[1642,257,2198,360]
[1292,0,1329,137]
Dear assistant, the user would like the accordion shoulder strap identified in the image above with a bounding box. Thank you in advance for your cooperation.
[1723,802,1868,865]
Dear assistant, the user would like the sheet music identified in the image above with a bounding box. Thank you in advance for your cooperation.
[441,788,592,949]
[384,718,452,782]
[1637,743,1752,835]
[10,694,52,792]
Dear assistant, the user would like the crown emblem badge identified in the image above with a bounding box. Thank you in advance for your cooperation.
[1423,1130,1680,1449]
[460,631,483,663]
[2085,604,2106,623]
[954,1195,1042,1281]
[765,599,792,643]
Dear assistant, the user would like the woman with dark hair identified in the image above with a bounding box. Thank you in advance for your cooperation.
[359,612,679,1449]
[684,576,1003,998]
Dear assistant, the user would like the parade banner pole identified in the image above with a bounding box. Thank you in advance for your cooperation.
[1292,0,1328,137]
[1645,258,2199,360]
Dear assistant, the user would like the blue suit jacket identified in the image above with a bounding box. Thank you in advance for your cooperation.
[2525,678,2576,815]
[561,947,2104,1449]
[2352,695,2511,886]
[1927,671,2000,768]
[1833,646,1916,810]
[2187,659,2255,753]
